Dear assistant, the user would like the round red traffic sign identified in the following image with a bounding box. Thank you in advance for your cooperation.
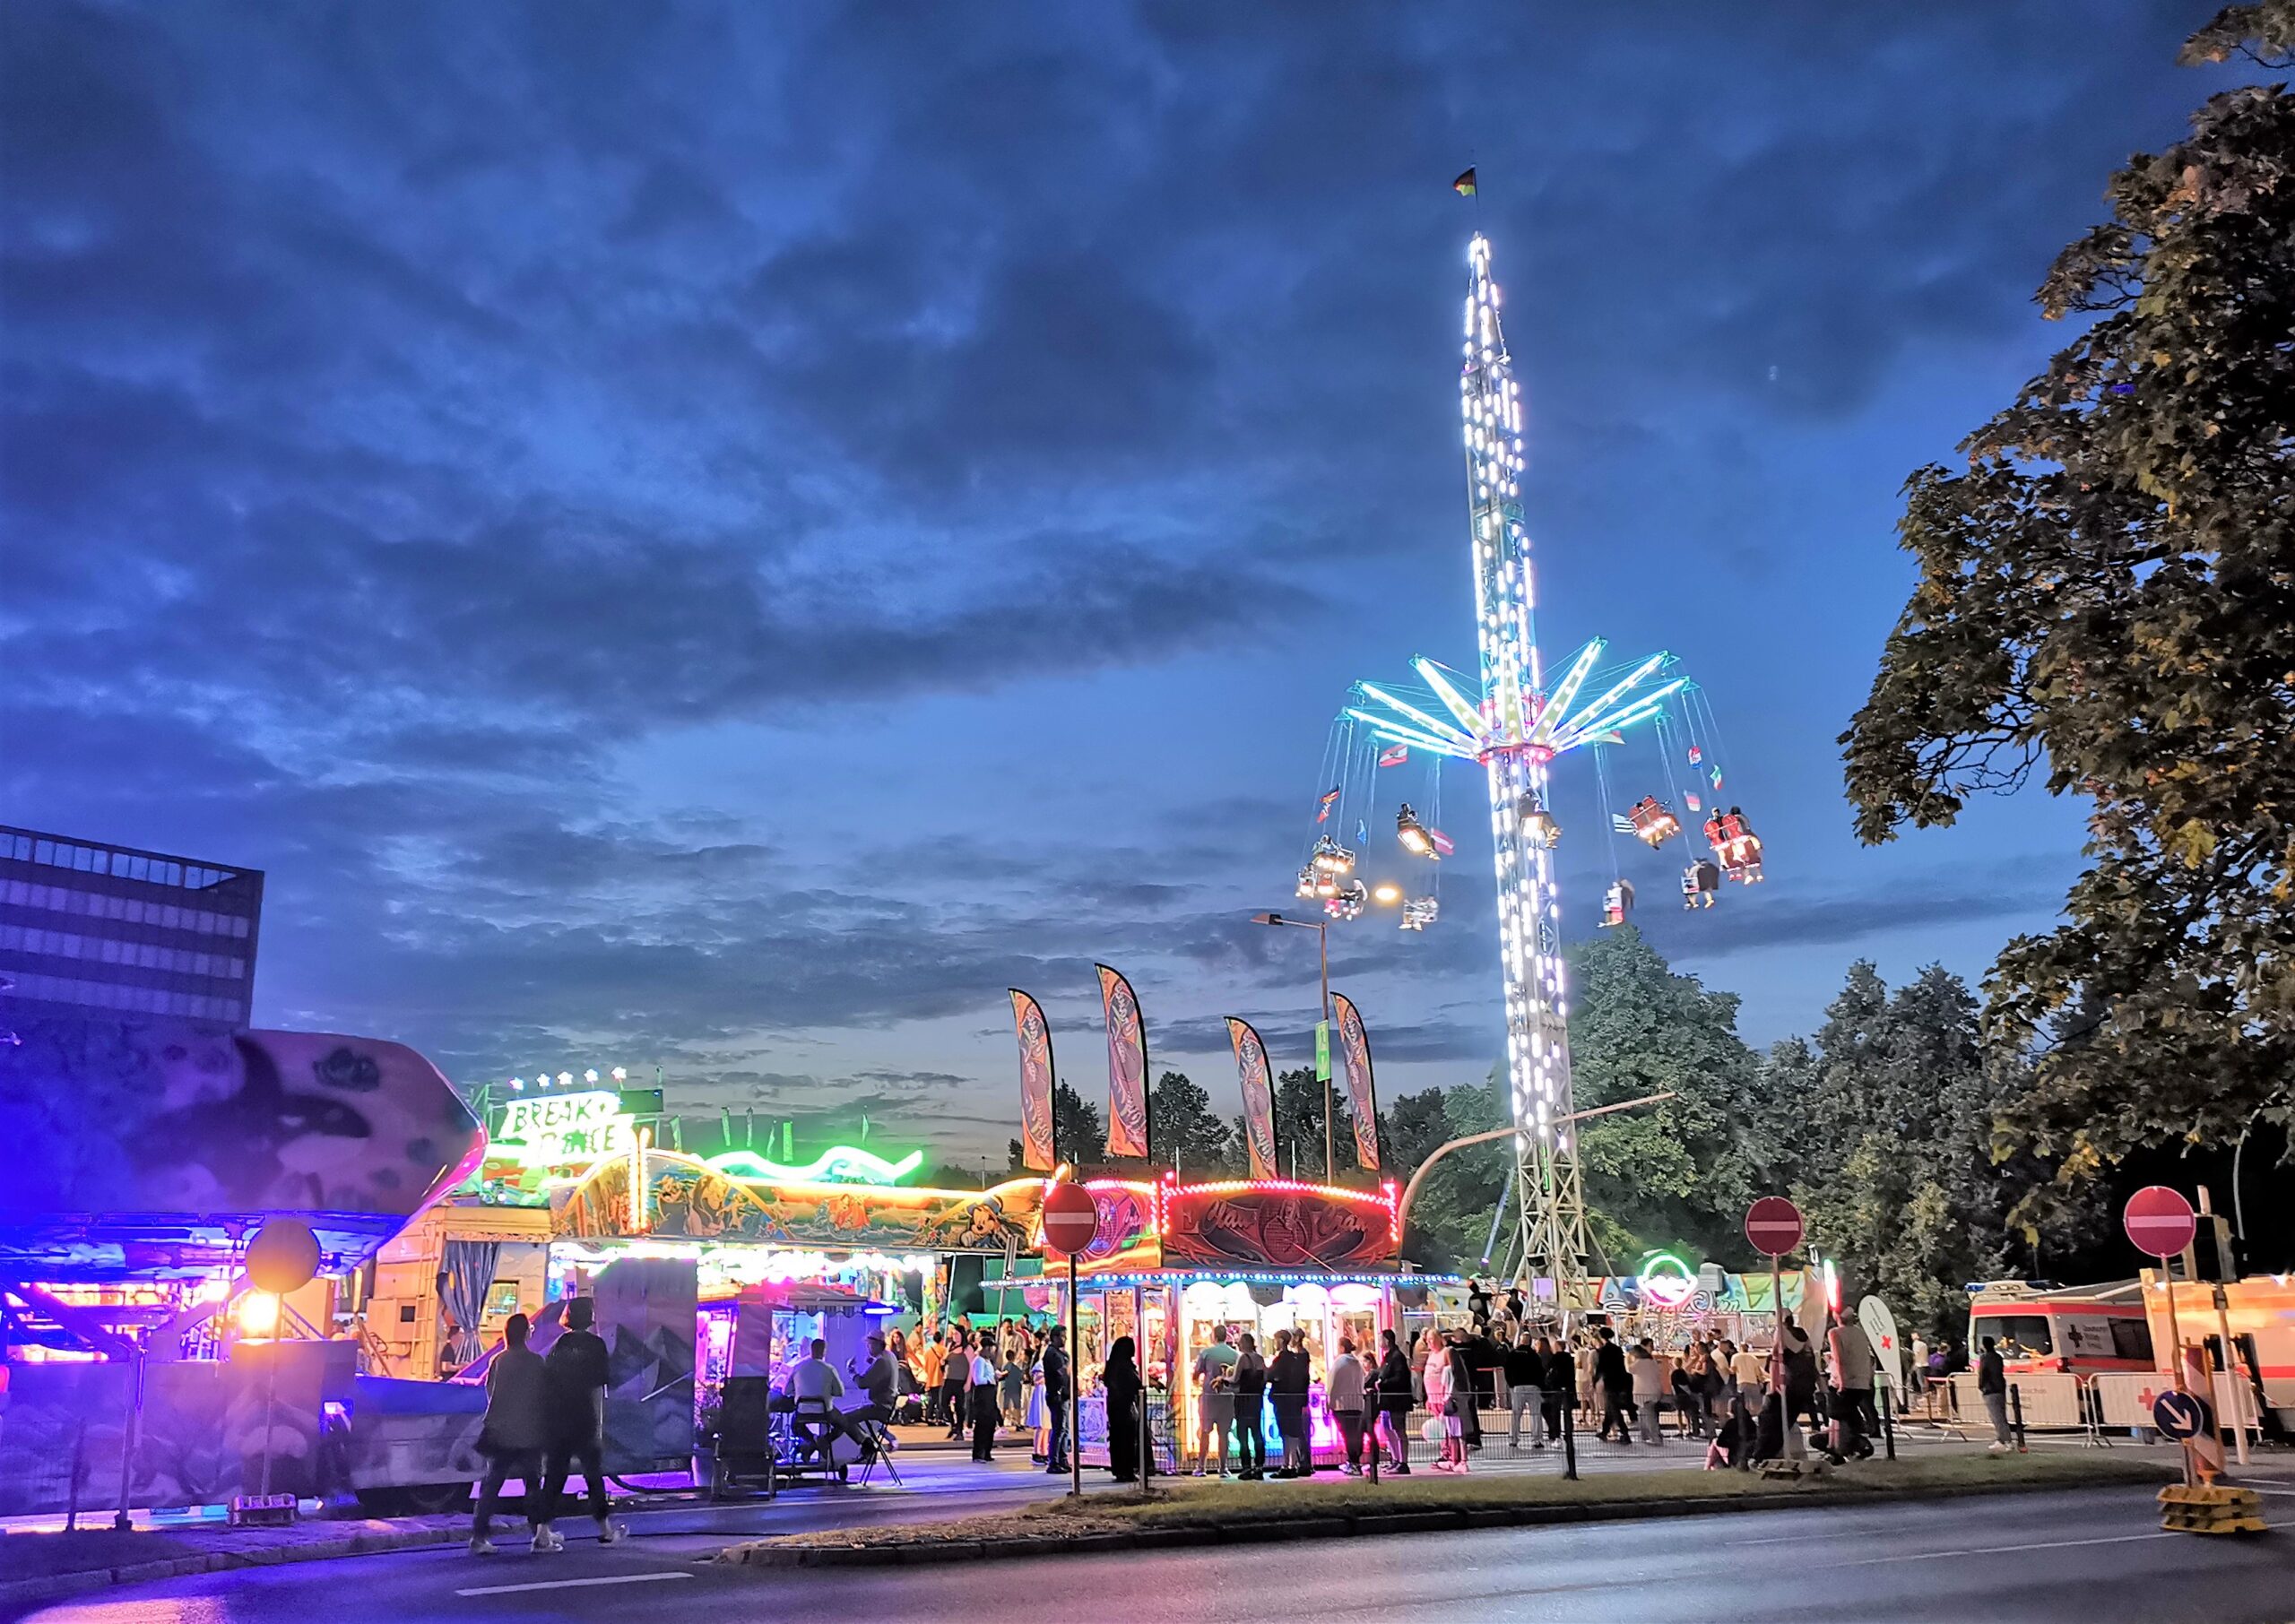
[2122,1185,2196,1259]
[1745,1196,1804,1258]
[1041,1180,1101,1256]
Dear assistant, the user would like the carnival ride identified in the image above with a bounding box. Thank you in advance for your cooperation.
[1287,234,1770,1295]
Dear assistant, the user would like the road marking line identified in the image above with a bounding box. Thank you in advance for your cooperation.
[2246,1485,2295,1497]
[455,1572,696,1598]
[1832,1532,2175,1567]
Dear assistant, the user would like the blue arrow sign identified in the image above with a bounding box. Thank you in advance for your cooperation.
[2152,1389,2212,1441]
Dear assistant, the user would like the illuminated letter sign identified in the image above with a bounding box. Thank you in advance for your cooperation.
[495,1090,634,1166]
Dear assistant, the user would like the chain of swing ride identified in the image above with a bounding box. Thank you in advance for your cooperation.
[1310,675,1753,932]
[1301,704,1444,925]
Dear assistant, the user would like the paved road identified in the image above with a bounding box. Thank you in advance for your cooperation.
[14,1483,2287,1624]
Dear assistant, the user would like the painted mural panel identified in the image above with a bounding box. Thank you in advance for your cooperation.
[0,1016,483,1278]
[554,1154,1056,1256]
[1157,1184,1397,1272]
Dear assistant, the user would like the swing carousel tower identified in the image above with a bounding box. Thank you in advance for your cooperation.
[1345,236,1688,1295]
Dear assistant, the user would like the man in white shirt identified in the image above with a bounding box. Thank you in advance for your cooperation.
[967,1340,1000,1461]
[789,1338,866,1459]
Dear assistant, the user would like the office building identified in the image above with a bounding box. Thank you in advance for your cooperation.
[0,825,264,1029]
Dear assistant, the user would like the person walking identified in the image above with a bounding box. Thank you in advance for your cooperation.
[1042,1326,1072,1474]
[1977,1335,2014,1452]
[1375,1328,1413,1473]
[1426,1331,1472,1473]
[535,1298,620,1551]
[1192,1323,1239,1476]
[1593,1326,1633,1444]
[1828,1306,1878,1461]
[1329,1336,1368,1474]
[1539,1336,1572,1446]
[1631,1339,1667,1446]
[470,1313,551,1556]
[1504,1332,1543,1447]
[1269,1327,1313,1477]
[1104,1335,1144,1483]
[1231,1331,1268,1480]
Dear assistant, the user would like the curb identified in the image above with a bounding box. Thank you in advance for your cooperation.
[0,1526,462,1611]
[717,1471,2176,1570]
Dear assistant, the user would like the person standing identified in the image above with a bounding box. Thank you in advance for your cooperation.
[1977,1335,2013,1452]
[1504,1333,1542,1447]
[942,1327,973,1441]
[1042,1326,1073,1473]
[921,1331,948,1427]
[1000,1335,1029,1430]
[470,1313,551,1557]
[536,1298,619,1551]
[968,1335,1000,1462]
[1329,1336,1368,1474]
[1539,1336,1572,1446]
[1631,1340,1667,1446]
[1231,1331,1268,1480]
[1269,1328,1313,1478]
[1374,1328,1413,1473]
[1594,1326,1633,1444]
[1192,1323,1239,1476]
[1104,1335,1144,1483]
[1909,1332,1930,1399]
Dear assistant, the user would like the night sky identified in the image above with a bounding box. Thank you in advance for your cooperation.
[1,4,2233,1167]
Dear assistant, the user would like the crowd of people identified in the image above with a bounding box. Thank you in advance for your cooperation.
[470,1285,1989,1551]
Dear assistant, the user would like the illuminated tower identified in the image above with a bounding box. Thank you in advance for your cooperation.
[1347,236,1684,1292]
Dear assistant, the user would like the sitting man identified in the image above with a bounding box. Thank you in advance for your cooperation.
[844,1332,900,1454]
[788,1338,870,1462]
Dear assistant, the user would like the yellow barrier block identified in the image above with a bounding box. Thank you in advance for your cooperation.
[2158,1483,2267,1535]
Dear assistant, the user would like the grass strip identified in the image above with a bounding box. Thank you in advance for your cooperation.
[723,1453,2174,1560]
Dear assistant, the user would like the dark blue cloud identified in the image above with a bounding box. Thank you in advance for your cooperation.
[0,0,2222,1162]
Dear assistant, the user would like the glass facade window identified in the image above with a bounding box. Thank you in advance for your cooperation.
[0,825,264,1031]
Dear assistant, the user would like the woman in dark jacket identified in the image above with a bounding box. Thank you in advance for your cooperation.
[1375,1328,1414,1474]
[1104,1335,1144,1484]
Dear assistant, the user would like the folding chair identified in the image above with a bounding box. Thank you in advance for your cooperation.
[853,1416,904,1487]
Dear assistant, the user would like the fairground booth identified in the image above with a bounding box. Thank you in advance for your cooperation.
[994,1171,1446,1471]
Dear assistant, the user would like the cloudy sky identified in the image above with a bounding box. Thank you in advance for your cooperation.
[1,2,2232,1166]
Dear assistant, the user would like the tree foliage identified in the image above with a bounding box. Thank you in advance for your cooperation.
[1148,1069,1237,1174]
[1565,927,1761,1266]
[1840,7,2295,1214]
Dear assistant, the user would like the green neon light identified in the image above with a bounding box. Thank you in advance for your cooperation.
[702,1145,925,1186]
[1637,1248,1697,1306]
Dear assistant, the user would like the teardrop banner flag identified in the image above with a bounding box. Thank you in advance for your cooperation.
[1096,964,1151,1159]
[1226,1016,1277,1180]
[1009,989,1057,1172]
[1331,992,1381,1171]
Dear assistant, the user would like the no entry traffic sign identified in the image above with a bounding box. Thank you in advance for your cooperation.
[1745,1196,1804,1258]
[2123,1186,2197,1259]
[2152,1389,2212,1442]
[1041,1180,1101,1256]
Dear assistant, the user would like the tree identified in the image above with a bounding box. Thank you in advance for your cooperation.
[1377,1078,1510,1272]
[1841,7,2295,1218]
[1147,1070,1234,1176]
[1270,1064,1359,1184]
[1564,927,1761,1266]
[1771,962,2100,1336]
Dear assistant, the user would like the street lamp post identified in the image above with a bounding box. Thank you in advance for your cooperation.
[1251,911,1334,1184]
